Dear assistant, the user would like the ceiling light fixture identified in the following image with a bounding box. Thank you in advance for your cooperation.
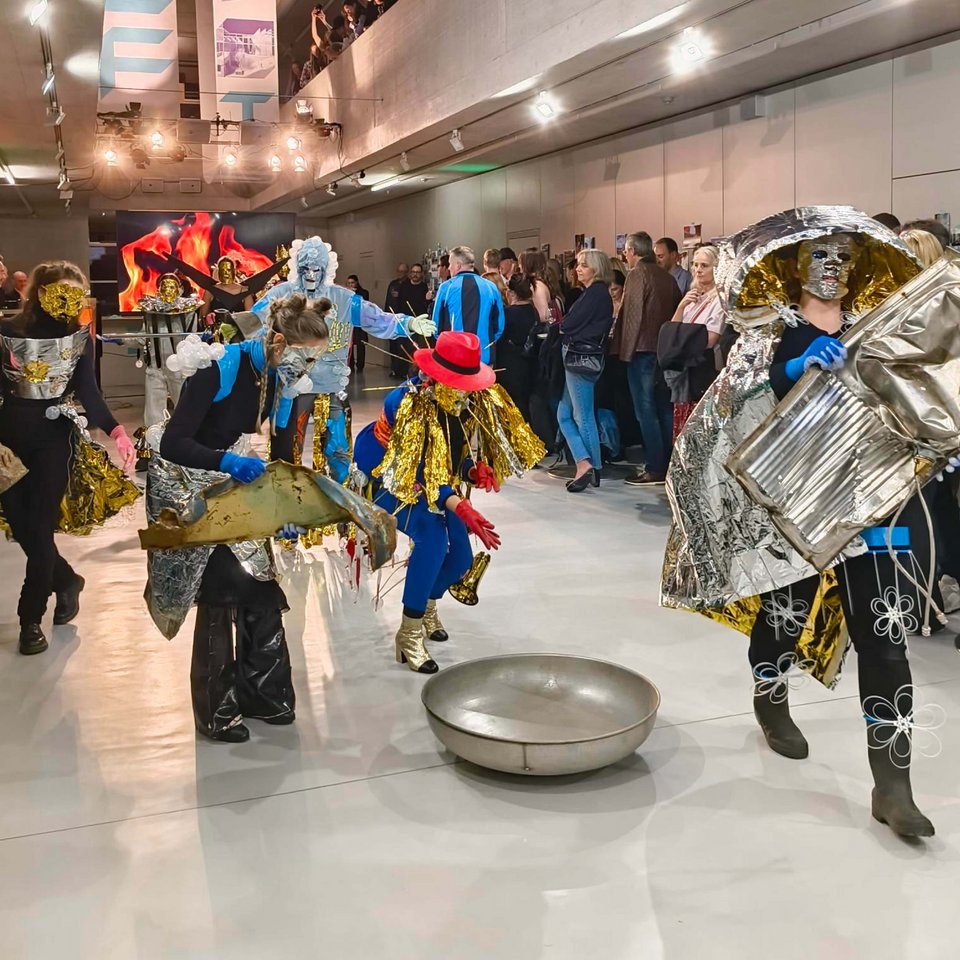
[58,170,69,190]
[673,26,708,71]
[371,176,405,193]
[269,152,282,172]
[326,181,338,196]
[533,91,556,120]
[399,151,410,172]
[151,130,164,147]
[104,147,119,166]
[41,69,55,96]
[27,0,48,26]
[449,128,464,153]
[300,196,309,209]
[1,163,15,186]
[293,154,307,173]
[295,99,314,120]
[616,3,689,40]
[349,170,366,186]
[224,148,238,167]
[286,135,301,151]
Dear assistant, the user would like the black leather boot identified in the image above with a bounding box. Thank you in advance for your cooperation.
[191,604,247,742]
[53,574,85,626]
[235,607,296,724]
[753,685,809,759]
[867,724,934,838]
[19,623,48,656]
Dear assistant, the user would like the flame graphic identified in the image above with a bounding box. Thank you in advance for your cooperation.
[219,226,273,278]
[118,212,278,310]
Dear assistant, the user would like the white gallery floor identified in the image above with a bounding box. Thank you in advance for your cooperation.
[2,369,960,959]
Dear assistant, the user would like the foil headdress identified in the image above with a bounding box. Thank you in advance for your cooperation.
[288,236,339,295]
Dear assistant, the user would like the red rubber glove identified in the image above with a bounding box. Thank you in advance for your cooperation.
[469,461,500,493]
[110,425,136,471]
[455,500,501,551]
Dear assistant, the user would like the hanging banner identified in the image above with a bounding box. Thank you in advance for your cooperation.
[98,0,180,115]
[197,0,279,124]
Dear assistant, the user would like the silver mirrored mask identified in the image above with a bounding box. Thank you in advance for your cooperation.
[275,345,322,394]
[797,236,858,301]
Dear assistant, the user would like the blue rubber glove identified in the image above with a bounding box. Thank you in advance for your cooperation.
[783,335,847,383]
[276,524,307,540]
[937,455,960,482]
[219,451,266,483]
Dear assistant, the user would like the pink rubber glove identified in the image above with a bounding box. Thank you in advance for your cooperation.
[110,426,136,471]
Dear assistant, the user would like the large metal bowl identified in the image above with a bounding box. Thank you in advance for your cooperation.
[421,654,660,776]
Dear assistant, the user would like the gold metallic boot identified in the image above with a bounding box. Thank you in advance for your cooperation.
[395,614,439,674]
[422,599,449,643]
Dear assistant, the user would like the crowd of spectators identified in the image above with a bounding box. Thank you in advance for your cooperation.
[347,210,954,496]
[288,1,400,96]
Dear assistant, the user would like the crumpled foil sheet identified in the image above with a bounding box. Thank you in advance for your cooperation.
[0,328,89,400]
[729,249,960,568]
[144,453,275,640]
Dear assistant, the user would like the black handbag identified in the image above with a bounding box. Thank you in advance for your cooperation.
[562,340,604,379]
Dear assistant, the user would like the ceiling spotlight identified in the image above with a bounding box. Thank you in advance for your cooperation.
[131,146,150,169]
[674,27,708,70]
[57,170,69,190]
[326,181,338,196]
[27,0,48,26]
[533,91,556,120]
[293,154,307,173]
[449,128,464,153]
[41,70,55,96]
[286,135,301,151]
[47,106,66,126]
[224,148,238,167]
[300,196,309,209]
[151,130,164,147]
[295,99,314,119]
[400,151,410,172]
[349,170,365,186]
[269,152,282,172]
[104,147,119,166]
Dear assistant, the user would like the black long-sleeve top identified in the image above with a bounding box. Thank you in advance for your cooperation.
[0,312,118,435]
[560,281,614,346]
[769,323,825,401]
[160,353,275,472]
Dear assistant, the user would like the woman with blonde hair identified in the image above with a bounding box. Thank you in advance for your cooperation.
[900,228,943,268]
[557,249,616,492]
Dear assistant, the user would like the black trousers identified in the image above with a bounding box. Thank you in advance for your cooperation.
[0,405,77,625]
[749,548,916,720]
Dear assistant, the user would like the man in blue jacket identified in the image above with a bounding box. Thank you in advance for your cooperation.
[430,245,505,364]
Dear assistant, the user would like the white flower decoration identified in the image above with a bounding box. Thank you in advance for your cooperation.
[753,651,816,704]
[869,586,918,645]
[760,591,810,639]
[863,684,945,769]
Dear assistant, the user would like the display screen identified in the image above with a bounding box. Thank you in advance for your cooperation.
[116,210,294,310]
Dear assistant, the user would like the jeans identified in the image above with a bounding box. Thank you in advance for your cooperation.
[626,352,673,475]
[557,369,601,468]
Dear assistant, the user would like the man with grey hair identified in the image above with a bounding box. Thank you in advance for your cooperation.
[431,244,505,363]
[613,230,681,485]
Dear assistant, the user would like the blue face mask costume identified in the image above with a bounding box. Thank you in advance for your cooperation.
[251,237,434,483]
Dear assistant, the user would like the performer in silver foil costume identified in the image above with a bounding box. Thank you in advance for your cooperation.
[137,272,202,431]
[0,261,138,656]
[146,293,329,742]
[661,206,947,839]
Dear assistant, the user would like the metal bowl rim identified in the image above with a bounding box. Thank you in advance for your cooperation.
[421,653,661,747]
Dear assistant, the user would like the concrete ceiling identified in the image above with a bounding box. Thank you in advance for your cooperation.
[1,0,959,219]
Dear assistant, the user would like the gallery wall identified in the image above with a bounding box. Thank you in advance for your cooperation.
[321,37,960,308]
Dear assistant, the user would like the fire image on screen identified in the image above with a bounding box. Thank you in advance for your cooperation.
[116,210,295,310]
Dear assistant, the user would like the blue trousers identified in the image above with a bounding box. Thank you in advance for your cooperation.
[557,369,601,468]
[626,352,673,475]
[374,488,473,617]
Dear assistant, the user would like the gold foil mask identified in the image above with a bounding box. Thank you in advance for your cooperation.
[39,282,86,321]
[797,235,859,301]
[216,257,236,284]
[157,273,181,303]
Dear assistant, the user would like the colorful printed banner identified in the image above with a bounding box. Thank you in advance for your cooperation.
[98,0,180,115]
[197,0,279,124]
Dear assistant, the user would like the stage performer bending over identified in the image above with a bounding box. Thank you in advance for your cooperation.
[353,331,545,674]
[146,294,329,742]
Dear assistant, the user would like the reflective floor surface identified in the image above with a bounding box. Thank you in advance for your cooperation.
[1,369,959,959]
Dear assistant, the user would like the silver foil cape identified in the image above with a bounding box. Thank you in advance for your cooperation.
[661,206,918,611]
[144,450,275,640]
[729,249,960,568]
[1,328,88,400]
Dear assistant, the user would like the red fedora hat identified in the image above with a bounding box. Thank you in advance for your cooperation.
[414,331,495,391]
